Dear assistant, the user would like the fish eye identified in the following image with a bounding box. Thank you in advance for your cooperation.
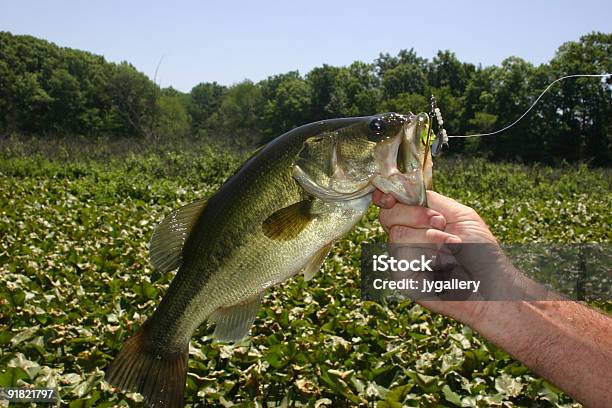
[369,117,385,133]
[368,117,386,142]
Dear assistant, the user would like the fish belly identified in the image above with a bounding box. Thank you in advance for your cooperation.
[171,195,372,343]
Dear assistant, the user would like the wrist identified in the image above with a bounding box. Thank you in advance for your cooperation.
[465,300,522,335]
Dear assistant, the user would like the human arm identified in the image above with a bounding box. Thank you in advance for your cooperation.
[473,299,612,407]
[373,189,612,407]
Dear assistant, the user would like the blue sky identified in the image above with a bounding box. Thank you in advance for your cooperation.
[1,0,610,92]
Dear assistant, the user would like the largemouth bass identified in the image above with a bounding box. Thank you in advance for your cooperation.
[105,112,433,407]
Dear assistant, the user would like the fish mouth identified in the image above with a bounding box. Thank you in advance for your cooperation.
[370,113,429,206]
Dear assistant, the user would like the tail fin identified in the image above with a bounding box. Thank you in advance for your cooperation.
[105,326,189,408]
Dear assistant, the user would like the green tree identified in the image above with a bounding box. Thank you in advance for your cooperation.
[306,62,381,120]
[375,48,427,78]
[47,68,82,133]
[428,50,474,96]
[0,30,609,163]
[11,72,54,133]
[382,64,427,99]
[307,64,347,119]
[343,61,381,116]
[260,71,312,138]
[156,87,191,138]
[379,92,428,115]
[189,82,226,132]
[207,80,264,147]
[486,57,538,161]
[547,32,612,164]
[107,62,159,137]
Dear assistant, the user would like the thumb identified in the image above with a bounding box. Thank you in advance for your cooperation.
[426,191,477,224]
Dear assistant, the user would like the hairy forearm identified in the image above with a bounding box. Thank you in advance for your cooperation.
[470,301,612,407]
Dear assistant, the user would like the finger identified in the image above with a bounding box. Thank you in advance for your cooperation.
[426,191,477,224]
[372,189,385,207]
[390,245,457,269]
[389,225,462,245]
[372,189,397,209]
[379,203,446,232]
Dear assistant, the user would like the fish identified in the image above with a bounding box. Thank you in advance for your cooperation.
[105,112,434,407]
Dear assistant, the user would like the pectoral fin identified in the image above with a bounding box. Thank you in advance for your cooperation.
[302,242,333,281]
[209,293,264,342]
[262,200,314,241]
[149,198,207,276]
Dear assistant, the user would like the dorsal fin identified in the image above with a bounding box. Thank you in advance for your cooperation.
[262,200,314,241]
[149,197,207,275]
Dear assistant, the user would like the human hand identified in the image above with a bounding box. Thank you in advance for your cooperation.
[373,189,497,245]
[373,191,612,408]
[372,189,517,325]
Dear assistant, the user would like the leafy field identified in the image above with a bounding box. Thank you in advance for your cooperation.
[0,138,610,407]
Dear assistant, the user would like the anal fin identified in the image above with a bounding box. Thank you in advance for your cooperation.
[209,293,264,342]
[302,242,333,281]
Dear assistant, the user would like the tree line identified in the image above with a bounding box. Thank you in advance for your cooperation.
[0,31,610,164]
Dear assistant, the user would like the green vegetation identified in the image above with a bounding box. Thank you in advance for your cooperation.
[1,139,610,406]
[1,31,611,163]
[1,28,610,407]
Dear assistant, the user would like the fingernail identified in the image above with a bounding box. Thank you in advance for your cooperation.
[430,215,446,230]
[379,195,388,207]
[446,237,462,255]
[445,236,462,244]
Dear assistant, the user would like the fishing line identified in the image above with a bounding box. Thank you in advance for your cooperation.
[446,73,610,139]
